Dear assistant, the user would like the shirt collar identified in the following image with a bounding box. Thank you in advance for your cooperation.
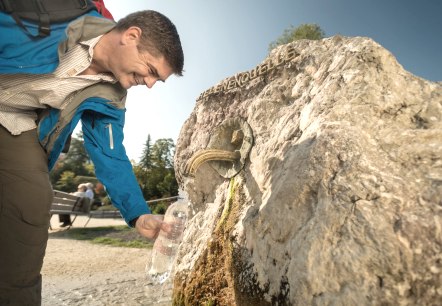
[80,35,117,83]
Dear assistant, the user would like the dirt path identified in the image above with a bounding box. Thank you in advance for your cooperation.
[42,218,173,305]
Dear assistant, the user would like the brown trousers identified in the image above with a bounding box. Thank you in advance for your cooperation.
[0,125,53,306]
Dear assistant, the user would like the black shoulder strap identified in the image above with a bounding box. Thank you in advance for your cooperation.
[0,0,97,37]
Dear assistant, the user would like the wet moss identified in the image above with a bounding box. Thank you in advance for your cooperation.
[172,178,270,305]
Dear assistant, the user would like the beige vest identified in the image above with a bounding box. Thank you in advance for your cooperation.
[38,16,127,156]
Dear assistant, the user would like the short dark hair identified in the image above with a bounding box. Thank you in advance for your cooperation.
[115,10,184,76]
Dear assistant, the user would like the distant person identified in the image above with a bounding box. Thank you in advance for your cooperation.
[85,182,95,200]
[0,5,183,305]
[59,184,88,227]
[85,182,102,210]
[73,183,88,198]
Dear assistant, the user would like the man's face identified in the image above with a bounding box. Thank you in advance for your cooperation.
[110,27,173,89]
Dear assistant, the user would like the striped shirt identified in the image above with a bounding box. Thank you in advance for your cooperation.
[0,35,117,135]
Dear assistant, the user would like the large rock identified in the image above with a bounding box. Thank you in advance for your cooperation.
[173,36,442,305]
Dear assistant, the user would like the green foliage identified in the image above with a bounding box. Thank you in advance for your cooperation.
[50,133,179,207]
[151,138,175,169]
[269,23,325,51]
[136,136,178,201]
[64,134,90,166]
[98,197,112,206]
[139,134,152,169]
[50,132,94,192]
[151,201,168,215]
[54,170,76,191]
[157,172,179,196]
[74,175,97,186]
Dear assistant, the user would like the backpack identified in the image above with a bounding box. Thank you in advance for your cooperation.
[0,0,118,155]
[0,0,111,37]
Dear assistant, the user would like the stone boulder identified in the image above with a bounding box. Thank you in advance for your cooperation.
[173,36,442,305]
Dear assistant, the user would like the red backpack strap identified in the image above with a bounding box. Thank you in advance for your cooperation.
[92,0,114,20]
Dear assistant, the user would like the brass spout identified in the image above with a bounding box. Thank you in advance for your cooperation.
[185,149,240,176]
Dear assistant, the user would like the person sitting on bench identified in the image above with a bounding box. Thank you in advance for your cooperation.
[59,183,87,227]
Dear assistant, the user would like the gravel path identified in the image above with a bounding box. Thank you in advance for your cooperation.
[42,217,173,306]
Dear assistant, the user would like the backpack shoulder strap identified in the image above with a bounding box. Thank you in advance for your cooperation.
[0,0,97,37]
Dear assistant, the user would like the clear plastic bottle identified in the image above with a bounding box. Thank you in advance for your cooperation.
[146,197,188,284]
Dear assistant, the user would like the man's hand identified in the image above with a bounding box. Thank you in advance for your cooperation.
[134,214,169,240]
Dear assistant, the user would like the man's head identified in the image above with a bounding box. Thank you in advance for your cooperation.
[104,10,184,89]
[114,10,184,76]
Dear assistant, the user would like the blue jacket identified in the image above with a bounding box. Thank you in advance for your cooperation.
[0,11,151,224]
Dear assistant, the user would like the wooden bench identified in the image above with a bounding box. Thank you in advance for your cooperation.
[50,192,181,229]
[83,196,181,227]
[83,209,122,227]
[50,190,91,229]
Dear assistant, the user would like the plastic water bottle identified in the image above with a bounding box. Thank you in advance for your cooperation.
[146,197,188,284]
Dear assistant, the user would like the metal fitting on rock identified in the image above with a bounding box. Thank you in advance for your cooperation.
[184,118,254,178]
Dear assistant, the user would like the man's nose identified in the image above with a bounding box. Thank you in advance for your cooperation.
[143,76,157,89]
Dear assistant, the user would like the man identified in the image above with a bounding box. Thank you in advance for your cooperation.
[0,7,183,305]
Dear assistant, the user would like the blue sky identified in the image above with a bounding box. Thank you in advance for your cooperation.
[101,0,441,161]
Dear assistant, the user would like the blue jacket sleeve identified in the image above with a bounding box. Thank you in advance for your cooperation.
[81,109,151,225]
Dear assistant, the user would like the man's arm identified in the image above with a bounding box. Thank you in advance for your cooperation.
[81,109,162,238]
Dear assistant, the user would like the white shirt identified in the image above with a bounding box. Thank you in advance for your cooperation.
[85,189,94,200]
[0,35,117,135]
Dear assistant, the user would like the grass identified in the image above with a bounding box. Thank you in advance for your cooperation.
[50,225,154,249]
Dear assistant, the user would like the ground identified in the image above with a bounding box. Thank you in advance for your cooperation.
[42,216,173,306]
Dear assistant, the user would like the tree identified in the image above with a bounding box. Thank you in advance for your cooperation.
[61,134,92,175]
[50,132,95,192]
[50,133,179,203]
[269,23,325,51]
[151,138,175,169]
[54,170,76,192]
[135,138,178,201]
[139,134,153,170]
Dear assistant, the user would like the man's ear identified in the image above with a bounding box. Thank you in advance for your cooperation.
[122,26,142,45]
